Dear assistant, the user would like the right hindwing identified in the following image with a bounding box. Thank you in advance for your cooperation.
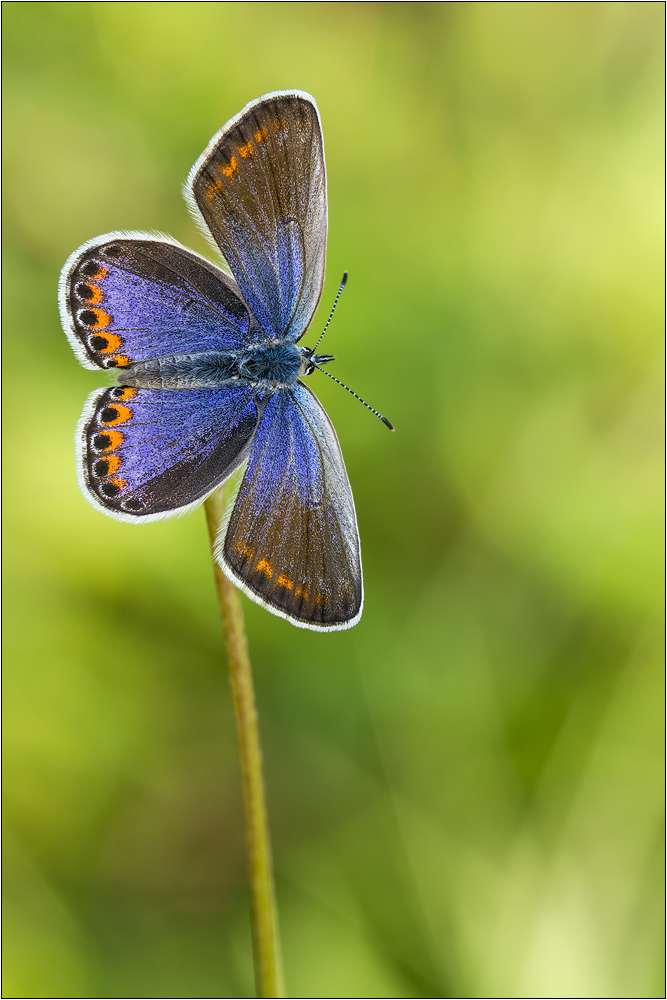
[217,383,362,630]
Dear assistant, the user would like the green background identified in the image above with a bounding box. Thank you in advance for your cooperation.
[3,3,663,997]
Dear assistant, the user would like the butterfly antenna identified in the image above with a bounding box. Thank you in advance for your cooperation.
[311,271,348,354]
[313,363,395,431]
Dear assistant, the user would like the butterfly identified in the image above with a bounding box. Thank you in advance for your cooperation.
[58,90,388,631]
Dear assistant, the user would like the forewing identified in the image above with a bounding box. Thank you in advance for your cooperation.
[187,91,327,343]
[59,233,251,371]
[77,383,260,521]
[219,384,362,631]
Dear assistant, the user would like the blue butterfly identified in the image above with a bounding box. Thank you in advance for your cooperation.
[59,90,386,631]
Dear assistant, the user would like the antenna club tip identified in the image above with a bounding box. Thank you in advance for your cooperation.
[341,271,348,286]
[382,417,395,431]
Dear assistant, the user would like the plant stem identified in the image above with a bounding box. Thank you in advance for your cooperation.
[204,487,285,999]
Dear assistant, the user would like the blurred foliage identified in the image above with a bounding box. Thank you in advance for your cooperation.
[2,2,663,997]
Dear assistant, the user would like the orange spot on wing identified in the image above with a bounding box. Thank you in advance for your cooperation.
[85,285,104,304]
[205,179,222,201]
[95,430,124,451]
[101,404,132,426]
[294,586,309,600]
[256,559,273,578]
[102,454,122,475]
[89,310,111,330]
[237,140,253,158]
[254,127,267,143]
[109,476,127,491]
[80,263,107,280]
[97,332,122,353]
[277,575,293,590]
[114,388,136,400]
[111,356,131,368]
[222,156,237,178]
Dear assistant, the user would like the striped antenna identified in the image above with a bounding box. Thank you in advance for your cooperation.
[312,271,348,353]
[313,363,394,431]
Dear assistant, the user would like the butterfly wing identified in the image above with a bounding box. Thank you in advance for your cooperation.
[218,383,362,631]
[59,233,252,371]
[78,383,261,521]
[187,91,327,343]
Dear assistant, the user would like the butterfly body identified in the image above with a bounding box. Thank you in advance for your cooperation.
[119,342,329,392]
[60,91,367,631]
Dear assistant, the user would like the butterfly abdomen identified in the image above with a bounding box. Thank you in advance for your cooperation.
[119,343,305,391]
[119,352,238,389]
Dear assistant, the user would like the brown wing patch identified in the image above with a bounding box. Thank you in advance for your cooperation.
[190,94,327,342]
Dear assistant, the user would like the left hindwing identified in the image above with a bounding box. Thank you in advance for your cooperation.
[218,384,362,631]
[78,384,260,521]
[187,91,327,344]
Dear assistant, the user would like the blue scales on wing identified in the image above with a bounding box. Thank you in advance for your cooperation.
[219,383,362,629]
[78,383,260,521]
[59,235,253,371]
